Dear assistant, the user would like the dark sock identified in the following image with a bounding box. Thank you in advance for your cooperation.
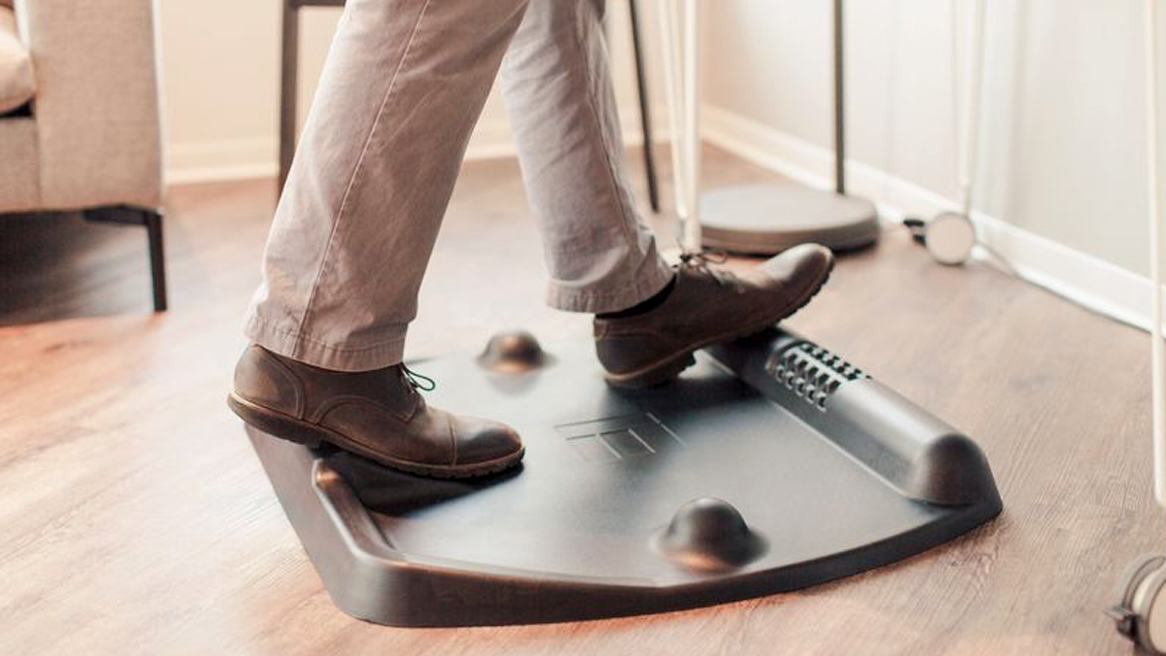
[597,275,677,319]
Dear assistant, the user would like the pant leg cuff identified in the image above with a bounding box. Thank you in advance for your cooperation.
[544,257,674,314]
[243,314,407,372]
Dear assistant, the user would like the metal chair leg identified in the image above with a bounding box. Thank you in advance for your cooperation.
[279,0,300,192]
[144,210,167,312]
[628,0,660,213]
[83,206,168,312]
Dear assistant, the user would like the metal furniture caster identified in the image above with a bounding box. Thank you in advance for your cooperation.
[1109,555,1166,653]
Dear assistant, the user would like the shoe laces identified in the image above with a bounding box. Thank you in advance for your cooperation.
[678,249,740,288]
[400,364,437,392]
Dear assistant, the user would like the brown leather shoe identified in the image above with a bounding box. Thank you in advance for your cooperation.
[595,243,835,388]
[227,346,524,478]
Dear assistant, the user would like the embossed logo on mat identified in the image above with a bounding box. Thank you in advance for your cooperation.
[555,412,686,462]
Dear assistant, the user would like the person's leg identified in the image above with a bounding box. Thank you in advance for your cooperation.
[500,0,674,315]
[501,0,836,387]
[246,0,529,372]
[233,0,530,478]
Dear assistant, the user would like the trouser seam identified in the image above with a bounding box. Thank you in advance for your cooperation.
[291,0,435,353]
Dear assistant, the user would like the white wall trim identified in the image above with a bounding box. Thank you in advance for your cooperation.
[971,212,1155,331]
[163,131,521,185]
[165,137,277,186]
[164,106,669,186]
[701,103,1156,332]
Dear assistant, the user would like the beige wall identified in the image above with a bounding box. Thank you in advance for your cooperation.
[158,0,667,182]
[703,0,1154,277]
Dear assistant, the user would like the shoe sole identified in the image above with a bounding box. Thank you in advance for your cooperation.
[227,393,525,479]
[603,256,836,389]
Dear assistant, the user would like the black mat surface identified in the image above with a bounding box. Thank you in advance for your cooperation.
[249,330,1001,626]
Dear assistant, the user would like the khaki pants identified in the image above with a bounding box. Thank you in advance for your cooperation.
[245,0,673,371]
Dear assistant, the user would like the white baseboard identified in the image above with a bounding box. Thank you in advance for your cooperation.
[165,137,278,186]
[971,212,1155,331]
[701,103,1156,332]
[164,106,668,187]
[164,133,521,185]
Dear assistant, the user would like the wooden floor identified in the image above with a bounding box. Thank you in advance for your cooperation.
[0,146,1158,655]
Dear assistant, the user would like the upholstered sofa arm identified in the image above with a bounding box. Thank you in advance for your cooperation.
[18,0,163,210]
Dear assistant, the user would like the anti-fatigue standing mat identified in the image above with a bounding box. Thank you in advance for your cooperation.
[247,328,1002,626]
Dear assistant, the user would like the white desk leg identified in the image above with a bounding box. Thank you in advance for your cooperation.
[958,0,987,220]
[659,0,683,223]
[659,0,703,254]
[681,0,702,252]
[1147,0,1166,510]
[1107,5,1166,653]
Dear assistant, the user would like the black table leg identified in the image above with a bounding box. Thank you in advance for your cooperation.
[279,0,300,192]
[628,0,660,213]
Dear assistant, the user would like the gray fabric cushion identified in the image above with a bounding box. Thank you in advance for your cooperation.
[0,116,40,212]
[23,0,163,210]
[0,7,34,114]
